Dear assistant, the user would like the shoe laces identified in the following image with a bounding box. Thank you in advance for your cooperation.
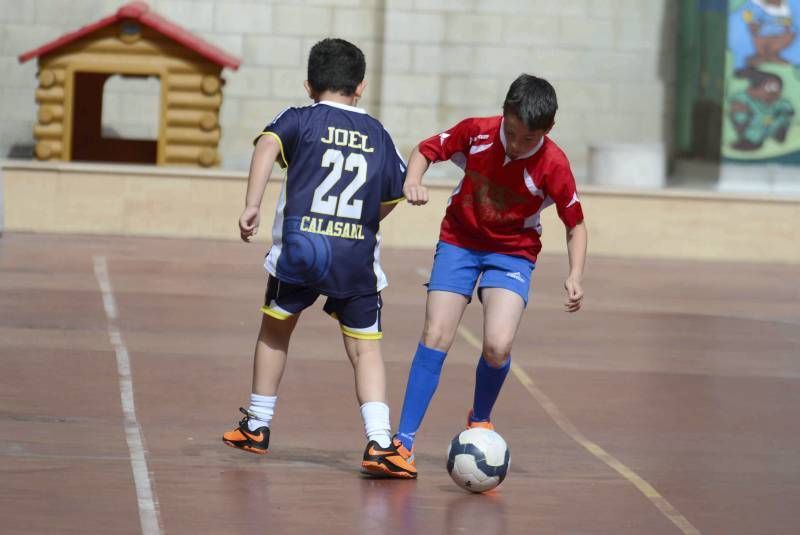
[392,437,414,462]
[237,407,257,427]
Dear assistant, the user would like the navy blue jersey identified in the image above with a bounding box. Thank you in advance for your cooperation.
[259,101,406,298]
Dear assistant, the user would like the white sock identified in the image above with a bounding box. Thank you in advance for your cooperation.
[360,401,391,448]
[248,393,277,431]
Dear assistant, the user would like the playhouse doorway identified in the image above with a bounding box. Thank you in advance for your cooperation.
[71,72,161,164]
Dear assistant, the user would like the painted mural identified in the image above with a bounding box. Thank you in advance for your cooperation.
[725,0,800,163]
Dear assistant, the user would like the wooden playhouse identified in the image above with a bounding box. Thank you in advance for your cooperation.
[18,1,240,167]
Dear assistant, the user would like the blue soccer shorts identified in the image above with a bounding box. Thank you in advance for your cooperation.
[427,241,536,306]
[262,275,382,340]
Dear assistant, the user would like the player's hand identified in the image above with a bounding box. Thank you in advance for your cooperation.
[564,275,583,313]
[404,182,429,205]
[239,206,260,242]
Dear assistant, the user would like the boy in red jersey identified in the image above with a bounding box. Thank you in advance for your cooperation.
[389,74,588,468]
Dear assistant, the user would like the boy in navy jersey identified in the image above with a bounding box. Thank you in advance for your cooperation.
[222,38,416,479]
[390,74,588,470]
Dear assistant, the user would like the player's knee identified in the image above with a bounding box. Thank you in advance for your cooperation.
[482,342,511,367]
[421,323,454,352]
[258,316,273,340]
[259,313,295,345]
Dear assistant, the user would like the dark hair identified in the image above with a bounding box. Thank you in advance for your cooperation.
[307,38,366,96]
[503,74,558,130]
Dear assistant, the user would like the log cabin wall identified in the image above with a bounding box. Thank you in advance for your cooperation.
[32,24,225,167]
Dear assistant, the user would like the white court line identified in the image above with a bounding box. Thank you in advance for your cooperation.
[93,256,162,535]
[419,267,700,534]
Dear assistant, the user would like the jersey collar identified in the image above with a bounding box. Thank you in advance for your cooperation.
[317,100,367,114]
[499,117,545,165]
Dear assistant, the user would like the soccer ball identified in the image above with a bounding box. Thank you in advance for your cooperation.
[447,428,510,493]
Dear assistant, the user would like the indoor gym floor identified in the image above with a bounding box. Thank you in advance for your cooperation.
[1,232,798,534]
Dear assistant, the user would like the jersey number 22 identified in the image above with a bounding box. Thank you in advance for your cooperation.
[311,149,367,219]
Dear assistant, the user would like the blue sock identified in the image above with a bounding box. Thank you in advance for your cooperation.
[471,355,511,422]
[397,343,447,450]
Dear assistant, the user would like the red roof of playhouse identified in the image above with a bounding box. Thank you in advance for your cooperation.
[18,1,240,70]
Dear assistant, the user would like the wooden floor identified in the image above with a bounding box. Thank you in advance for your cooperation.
[1,232,799,534]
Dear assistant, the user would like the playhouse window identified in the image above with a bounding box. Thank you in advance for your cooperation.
[102,75,160,140]
[70,71,160,165]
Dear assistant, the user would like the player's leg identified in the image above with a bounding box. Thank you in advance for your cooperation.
[247,311,300,425]
[396,291,468,447]
[222,276,315,454]
[252,311,299,393]
[468,253,534,427]
[421,290,471,351]
[396,242,480,452]
[468,287,524,427]
[324,292,387,407]
[341,335,395,454]
[328,294,416,478]
[342,335,386,405]
[345,336,417,478]
[223,316,299,454]
[251,277,314,422]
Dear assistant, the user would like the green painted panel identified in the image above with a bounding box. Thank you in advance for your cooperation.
[675,0,729,159]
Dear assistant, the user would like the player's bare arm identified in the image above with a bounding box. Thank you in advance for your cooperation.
[240,134,281,242]
[564,221,587,313]
[403,145,431,205]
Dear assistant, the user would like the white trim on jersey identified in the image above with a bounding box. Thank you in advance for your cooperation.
[318,100,367,114]
[264,179,288,276]
[470,143,494,155]
[446,177,465,207]
[373,232,389,293]
[523,195,554,235]
[567,191,581,208]
[267,106,291,127]
[523,168,545,198]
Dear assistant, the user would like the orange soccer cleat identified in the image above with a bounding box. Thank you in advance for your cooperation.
[466,409,495,431]
[222,408,270,455]
[361,436,417,479]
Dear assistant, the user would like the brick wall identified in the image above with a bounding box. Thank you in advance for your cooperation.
[0,0,677,178]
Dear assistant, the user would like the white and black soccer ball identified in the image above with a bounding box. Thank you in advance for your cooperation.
[446,428,510,493]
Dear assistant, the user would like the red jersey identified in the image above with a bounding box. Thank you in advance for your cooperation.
[418,116,584,263]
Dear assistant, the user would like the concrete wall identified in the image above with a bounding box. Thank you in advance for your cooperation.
[4,160,799,264]
[1,0,677,178]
